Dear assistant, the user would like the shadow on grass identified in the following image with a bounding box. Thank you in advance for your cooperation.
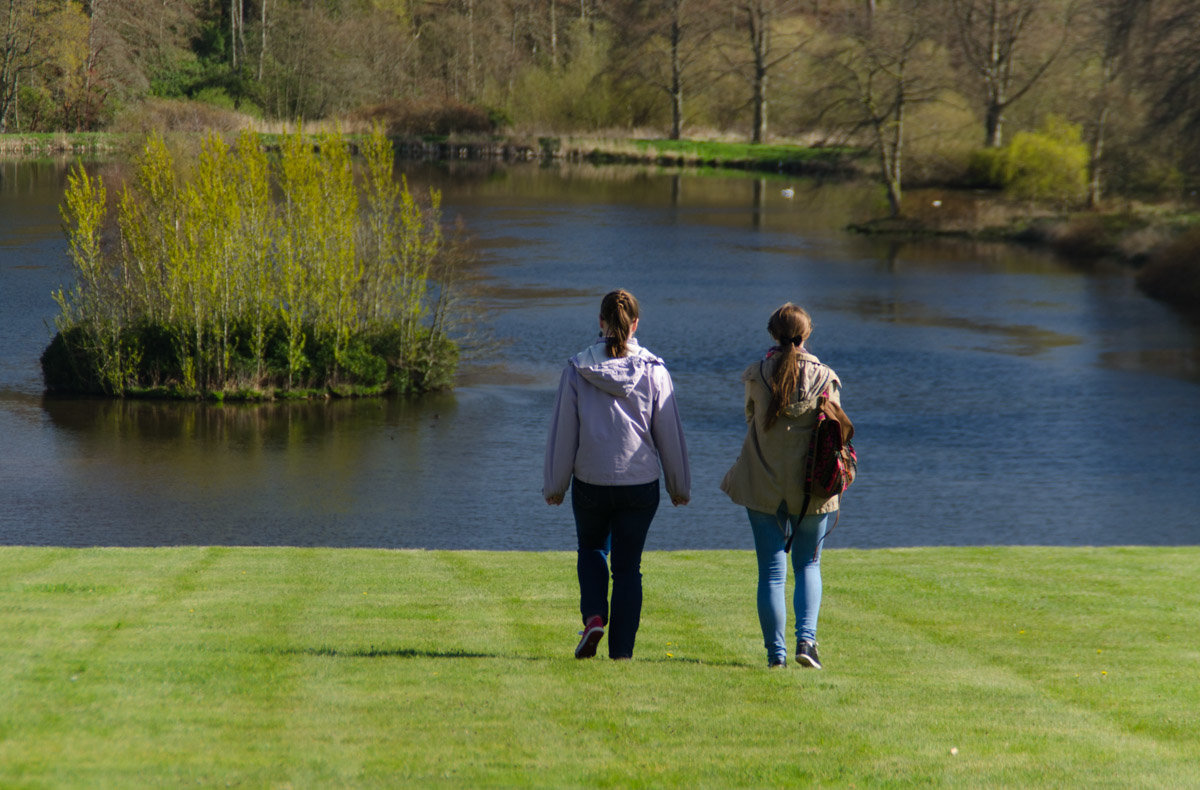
[272,645,539,661]
[270,645,753,667]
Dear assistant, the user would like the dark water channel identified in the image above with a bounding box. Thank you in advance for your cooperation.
[3,159,1199,550]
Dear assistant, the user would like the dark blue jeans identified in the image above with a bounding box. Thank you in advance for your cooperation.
[571,477,660,659]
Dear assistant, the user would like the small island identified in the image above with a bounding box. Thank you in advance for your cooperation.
[41,127,459,400]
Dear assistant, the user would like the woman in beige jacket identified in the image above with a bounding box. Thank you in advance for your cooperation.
[721,303,842,669]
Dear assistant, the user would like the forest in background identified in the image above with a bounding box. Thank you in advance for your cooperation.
[4,0,1200,203]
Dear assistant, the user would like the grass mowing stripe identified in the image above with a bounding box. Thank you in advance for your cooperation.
[1,546,1198,787]
[825,547,1198,783]
[835,587,1174,782]
[831,547,1200,746]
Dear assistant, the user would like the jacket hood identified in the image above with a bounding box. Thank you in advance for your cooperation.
[571,339,662,397]
[752,351,837,418]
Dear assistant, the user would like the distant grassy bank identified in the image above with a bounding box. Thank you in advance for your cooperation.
[0,132,116,157]
[1,546,1197,787]
[0,130,861,176]
[545,136,865,175]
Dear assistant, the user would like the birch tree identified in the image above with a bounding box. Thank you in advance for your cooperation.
[723,0,809,143]
[949,0,1076,147]
[609,0,718,139]
[823,0,940,216]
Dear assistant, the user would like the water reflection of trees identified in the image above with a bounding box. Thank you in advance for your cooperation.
[42,395,454,448]
[38,394,460,536]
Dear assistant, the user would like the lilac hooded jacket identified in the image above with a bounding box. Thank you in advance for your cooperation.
[543,339,690,502]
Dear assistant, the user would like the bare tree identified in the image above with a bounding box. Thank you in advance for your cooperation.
[1140,0,1200,176]
[608,0,718,139]
[821,0,941,216]
[949,0,1076,147]
[1079,0,1149,206]
[723,0,809,143]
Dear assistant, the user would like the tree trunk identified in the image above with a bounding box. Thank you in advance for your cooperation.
[888,87,905,215]
[748,2,770,144]
[258,0,266,81]
[670,10,683,139]
[0,0,27,134]
[1088,102,1109,208]
[466,0,476,96]
[984,95,1003,147]
[752,67,767,143]
[230,0,237,68]
[550,0,558,69]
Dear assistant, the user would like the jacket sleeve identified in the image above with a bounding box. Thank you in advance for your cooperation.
[824,368,842,407]
[543,365,579,499]
[650,365,691,500]
[741,364,757,424]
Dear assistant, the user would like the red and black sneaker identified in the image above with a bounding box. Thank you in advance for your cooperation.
[574,615,605,659]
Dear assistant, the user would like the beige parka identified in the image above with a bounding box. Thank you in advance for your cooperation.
[720,350,842,516]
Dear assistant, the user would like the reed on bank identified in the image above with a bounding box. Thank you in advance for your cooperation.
[41,126,457,400]
[0,545,1196,787]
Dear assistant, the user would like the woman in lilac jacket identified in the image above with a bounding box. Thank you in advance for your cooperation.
[544,290,691,660]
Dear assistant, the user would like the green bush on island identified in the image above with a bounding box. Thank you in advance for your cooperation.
[41,126,458,399]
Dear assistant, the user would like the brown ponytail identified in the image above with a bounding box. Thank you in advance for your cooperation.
[600,289,640,358]
[764,303,813,429]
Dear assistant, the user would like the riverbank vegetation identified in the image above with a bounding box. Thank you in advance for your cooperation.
[42,126,457,399]
[7,1,1200,320]
[6,1,1200,196]
[1,546,1197,786]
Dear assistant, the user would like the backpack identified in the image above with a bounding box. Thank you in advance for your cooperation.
[806,393,856,499]
[785,388,856,555]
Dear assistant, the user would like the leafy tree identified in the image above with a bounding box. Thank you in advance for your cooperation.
[0,0,53,131]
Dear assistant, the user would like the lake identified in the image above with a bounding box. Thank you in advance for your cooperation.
[2,158,1199,550]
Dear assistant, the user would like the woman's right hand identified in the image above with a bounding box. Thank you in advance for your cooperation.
[670,494,689,506]
[545,494,565,506]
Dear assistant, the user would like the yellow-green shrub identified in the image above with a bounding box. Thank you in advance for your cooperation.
[45,126,456,399]
[968,116,1089,205]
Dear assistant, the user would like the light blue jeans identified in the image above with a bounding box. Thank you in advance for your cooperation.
[747,502,831,664]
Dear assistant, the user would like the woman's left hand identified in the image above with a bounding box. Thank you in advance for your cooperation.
[670,494,689,506]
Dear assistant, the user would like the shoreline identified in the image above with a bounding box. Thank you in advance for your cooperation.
[5,131,1197,322]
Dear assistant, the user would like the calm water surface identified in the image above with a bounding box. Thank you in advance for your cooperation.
[2,159,1199,549]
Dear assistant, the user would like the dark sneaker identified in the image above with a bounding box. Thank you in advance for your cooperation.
[768,657,788,669]
[574,615,605,659]
[796,640,822,669]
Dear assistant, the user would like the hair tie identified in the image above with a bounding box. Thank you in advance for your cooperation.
[789,335,805,346]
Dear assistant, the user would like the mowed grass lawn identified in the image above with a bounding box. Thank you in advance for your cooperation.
[1,546,1197,788]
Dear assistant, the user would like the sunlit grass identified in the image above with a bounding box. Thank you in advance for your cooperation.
[1,546,1198,787]
[560,135,863,170]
